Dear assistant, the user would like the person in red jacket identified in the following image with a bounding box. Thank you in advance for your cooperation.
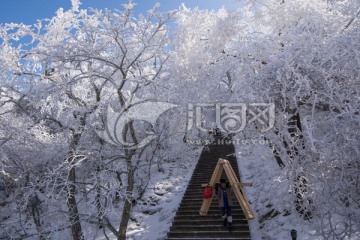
[215,178,235,231]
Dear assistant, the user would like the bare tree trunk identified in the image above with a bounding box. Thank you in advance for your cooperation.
[66,116,86,240]
[117,119,138,240]
[286,108,313,219]
[268,107,313,219]
[30,194,45,240]
[118,159,134,240]
[67,166,84,240]
[267,136,286,168]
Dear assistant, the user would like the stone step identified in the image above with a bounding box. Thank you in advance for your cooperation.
[188,179,241,183]
[166,138,250,239]
[190,173,239,177]
[189,177,241,181]
[177,213,246,219]
[178,204,237,209]
[171,219,249,226]
[167,238,251,240]
[167,231,251,239]
[178,206,243,211]
[176,203,241,208]
[178,203,221,208]
[180,193,243,199]
[175,208,245,213]
[182,191,206,195]
[174,215,247,221]
[175,212,246,217]
[191,168,239,171]
[180,199,208,202]
[183,190,241,196]
[180,197,221,201]
[170,225,250,232]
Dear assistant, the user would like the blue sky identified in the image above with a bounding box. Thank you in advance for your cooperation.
[0,0,242,25]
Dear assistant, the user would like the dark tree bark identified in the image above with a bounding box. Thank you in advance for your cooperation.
[66,116,86,240]
[117,119,138,240]
[286,108,313,219]
[267,107,313,219]
[268,139,286,169]
[118,159,135,240]
[30,194,45,240]
[65,81,102,240]
[67,166,84,240]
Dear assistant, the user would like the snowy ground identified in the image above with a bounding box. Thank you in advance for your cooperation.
[125,146,202,240]
[86,133,359,240]
[2,137,357,240]
[119,138,316,240]
[235,139,320,240]
[124,136,314,240]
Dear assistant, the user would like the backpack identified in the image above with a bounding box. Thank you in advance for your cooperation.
[203,185,213,199]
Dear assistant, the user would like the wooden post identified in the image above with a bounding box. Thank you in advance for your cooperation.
[221,158,255,220]
[199,158,255,220]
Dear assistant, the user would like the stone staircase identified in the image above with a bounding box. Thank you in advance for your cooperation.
[166,138,251,240]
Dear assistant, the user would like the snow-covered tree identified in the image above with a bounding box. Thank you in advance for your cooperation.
[173,0,359,238]
[0,1,179,239]
[1,0,359,239]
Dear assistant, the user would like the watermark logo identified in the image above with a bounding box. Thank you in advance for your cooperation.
[186,138,272,147]
[187,103,275,133]
[97,98,274,150]
[96,98,177,149]
[248,103,275,132]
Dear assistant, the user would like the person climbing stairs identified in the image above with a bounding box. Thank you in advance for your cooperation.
[166,140,252,240]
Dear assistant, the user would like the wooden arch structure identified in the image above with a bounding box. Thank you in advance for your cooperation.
[199,158,255,220]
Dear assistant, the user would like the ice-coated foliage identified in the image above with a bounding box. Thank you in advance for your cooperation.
[0,1,183,239]
[0,0,359,239]
[172,0,360,239]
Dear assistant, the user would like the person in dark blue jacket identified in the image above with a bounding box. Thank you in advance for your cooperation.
[215,178,235,231]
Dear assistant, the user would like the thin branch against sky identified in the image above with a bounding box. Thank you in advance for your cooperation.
[0,0,243,24]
